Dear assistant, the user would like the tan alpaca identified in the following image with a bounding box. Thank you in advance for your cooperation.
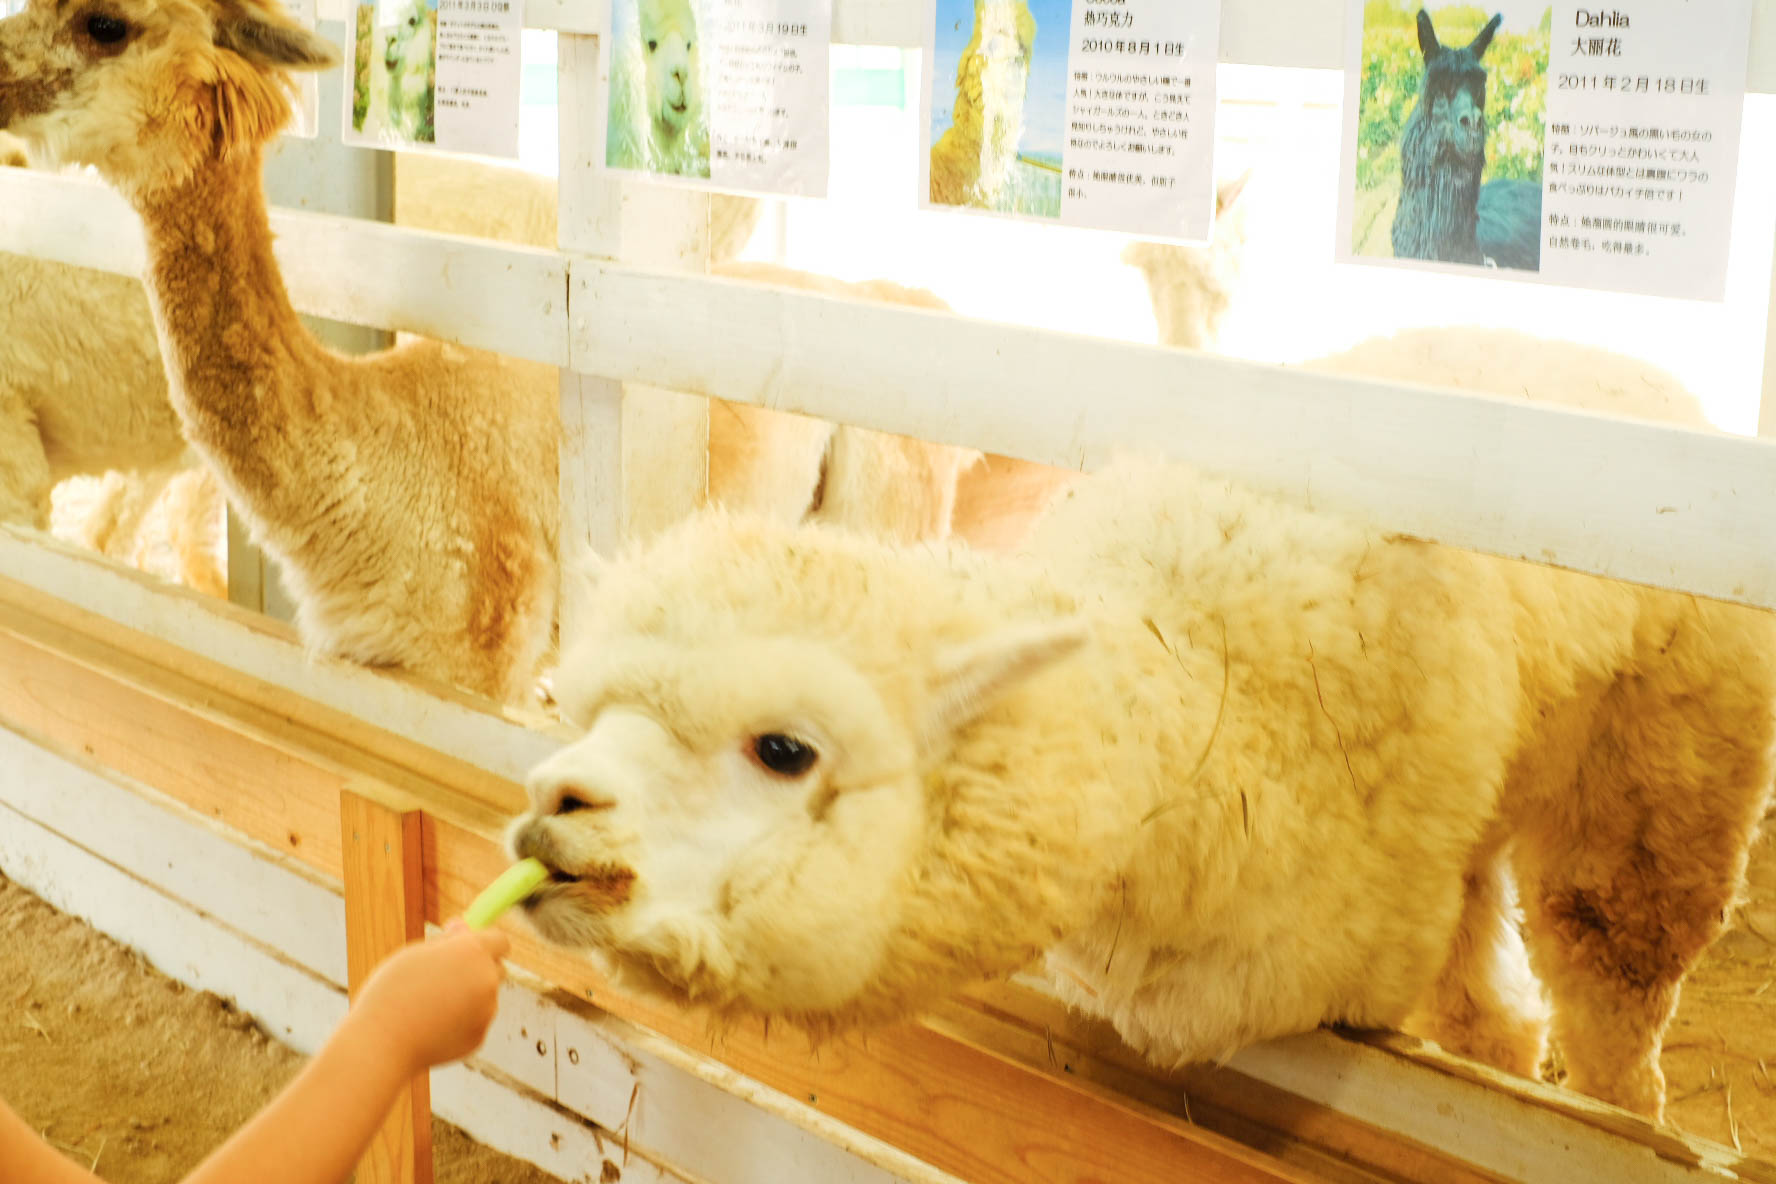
[393,154,978,543]
[951,174,1256,549]
[0,0,557,704]
[0,131,225,593]
[702,264,979,542]
[929,0,1038,209]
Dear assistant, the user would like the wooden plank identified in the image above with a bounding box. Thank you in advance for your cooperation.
[554,998,948,1184]
[938,985,1512,1184]
[0,532,563,784]
[0,172,569,368]
[0,722,349,985]
[0,796,349,1057]
[341,787,433,1184]
[571,262,1776,612]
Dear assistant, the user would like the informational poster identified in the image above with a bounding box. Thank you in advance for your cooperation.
[342,0,524,158]
[1338,0,1752,300]
[287,0,319,139]
[920,0,1221,242]
[605,0,831,197]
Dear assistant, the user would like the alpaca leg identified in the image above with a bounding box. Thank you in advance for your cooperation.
[814,426,977,543]
[159,467,228,598]
[0,388,54,527]
[706,399,833,523]
[1404,837,1547,1078]
[1513,846,1698,1118]
[1510,644,1773,1119]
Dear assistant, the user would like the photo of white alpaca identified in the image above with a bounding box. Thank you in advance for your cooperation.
[927,0,1060,216]
[349,0,436,144]
[607,0,710,178]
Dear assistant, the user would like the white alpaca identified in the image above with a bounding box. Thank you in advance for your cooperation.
[511,457,1775,1123]
[608,0,708,177]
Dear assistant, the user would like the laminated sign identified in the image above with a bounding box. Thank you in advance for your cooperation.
[343,0,524,158]
[1338,0,1753,300]
[605,0,832,197]
[921,0,1222,242]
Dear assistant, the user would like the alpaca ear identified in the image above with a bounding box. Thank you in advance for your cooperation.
[1216,169,1252,217]
[1415,9,1441,60]
[205,50,300,154]
[1467,13,1503,58]
[922,619,1090,753]
[215,12,341,71]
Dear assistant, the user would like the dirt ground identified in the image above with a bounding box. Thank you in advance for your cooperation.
[0,873,565,1184]
[4,820,1775,1182]
[1661,821,1776,1159]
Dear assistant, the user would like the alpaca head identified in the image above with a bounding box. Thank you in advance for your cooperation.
[1122,171,1254,350]
[0,0,336,197]
[506,514,1098,1028]
[1407,9,1502,168]
[638,0,699,139]
[383,1,433,84]
[954,0,1037,193]
[382,0,434,136]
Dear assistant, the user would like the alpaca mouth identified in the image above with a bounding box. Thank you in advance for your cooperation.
[668,100,687,115]
[528,863,637,912]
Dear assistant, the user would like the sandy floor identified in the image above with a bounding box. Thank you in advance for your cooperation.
[0,873,564,1184]
[1661,822,1776,1159]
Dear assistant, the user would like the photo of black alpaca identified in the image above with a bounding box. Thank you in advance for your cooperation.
[1391,10,1541,270]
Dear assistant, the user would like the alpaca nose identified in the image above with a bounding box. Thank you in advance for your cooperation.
[547,781,614,817]
[1459,114,1472,132]
[527,767,616,818]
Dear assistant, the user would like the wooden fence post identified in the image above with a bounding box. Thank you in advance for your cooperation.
[341,784,433,1184]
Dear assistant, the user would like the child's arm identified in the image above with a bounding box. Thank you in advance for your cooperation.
[0,922,508,1184]
[179,923,509,1184]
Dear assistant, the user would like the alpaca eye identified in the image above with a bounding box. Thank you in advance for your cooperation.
[646,38,658,52]
[83,13,128,44]
[751,733,818,778]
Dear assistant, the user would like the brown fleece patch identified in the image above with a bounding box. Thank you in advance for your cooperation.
[0,66,73,122]
[1545,885,1688,993]
[562,868,635,912]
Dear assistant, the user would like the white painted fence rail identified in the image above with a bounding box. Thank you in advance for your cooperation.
[4,165,1772,611]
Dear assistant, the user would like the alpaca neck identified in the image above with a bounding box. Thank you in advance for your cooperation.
[132,146,331,510]
[1392,122,1484,265]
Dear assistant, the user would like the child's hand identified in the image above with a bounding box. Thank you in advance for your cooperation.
[350,922,510,1075]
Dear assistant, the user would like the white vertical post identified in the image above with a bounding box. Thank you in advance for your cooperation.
[556,30,712,643]
[1760,225,1776,438]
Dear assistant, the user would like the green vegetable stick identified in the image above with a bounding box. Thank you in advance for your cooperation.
[464,858,550,930]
